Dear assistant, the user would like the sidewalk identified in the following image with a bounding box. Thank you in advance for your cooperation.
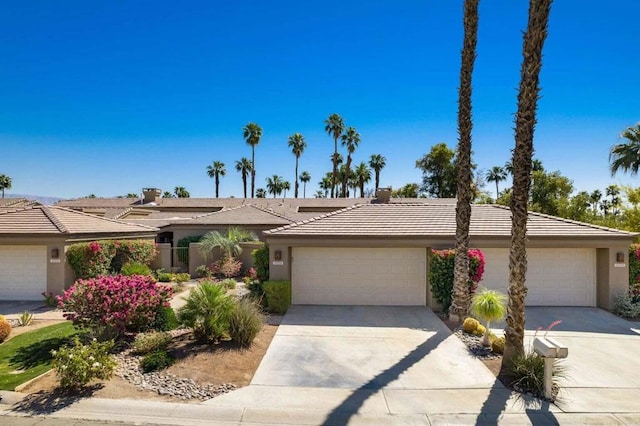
[2,386,639,425]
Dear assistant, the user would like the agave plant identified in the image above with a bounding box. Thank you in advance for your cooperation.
[470,287,507,346]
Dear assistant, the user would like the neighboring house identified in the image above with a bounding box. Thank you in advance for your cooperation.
[0,205,158,300]
[265,202,637,310]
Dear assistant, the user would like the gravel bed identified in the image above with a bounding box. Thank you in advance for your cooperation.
[114,330,236,400]
[453,327,502,360]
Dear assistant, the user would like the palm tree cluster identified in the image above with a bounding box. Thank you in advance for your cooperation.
[0,174,12,199]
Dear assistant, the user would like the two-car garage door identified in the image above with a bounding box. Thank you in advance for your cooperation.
[291,246,596,307]
[0,245,47,300]
[292,247,427,306]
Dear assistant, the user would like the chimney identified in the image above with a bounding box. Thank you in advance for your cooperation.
[375,187,391,204]
[142,188,161,204]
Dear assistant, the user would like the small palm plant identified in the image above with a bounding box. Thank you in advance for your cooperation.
[470,287,507,347]
[177,282,235,342]
[199,227,258,260]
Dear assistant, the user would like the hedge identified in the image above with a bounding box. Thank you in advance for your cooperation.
[66,240,157,279]
[430,248,485,311]
[262,280,291,314]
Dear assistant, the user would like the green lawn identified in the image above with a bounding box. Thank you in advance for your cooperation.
[0,322,76,390]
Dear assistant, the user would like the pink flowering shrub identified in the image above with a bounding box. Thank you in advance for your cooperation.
[58,275,173,339]
[209,258,242,278]
[429,248,486,310]
[66,240,158,279]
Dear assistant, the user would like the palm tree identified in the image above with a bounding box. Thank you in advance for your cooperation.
[589,189,602,216]
[288,133,307,198]
[368,154,387,191]
[450,0,479,324]
[299,171,311,198]
[282,180,291,198]
[235,157,253,199]
[266,175,284,198]
[340,127,361,198]
[502,0,553,373]
[319,174,332,198]
[324,113,345,198]
[606,184,621,215]
[174,187,190,198]
[314,190,325,198]
[177,282,235,342]
[162,191,175,198]
[0,174,12,199]
[243,122,263,198]
[206,161,226,198]
[200,227,258,260]
[486,166,507,200]
[471,288,508,347]
[610,124,640,176]
[255,188,267,198]
[354,162,372,198]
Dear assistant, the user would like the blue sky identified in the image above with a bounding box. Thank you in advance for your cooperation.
[1,1,638,199]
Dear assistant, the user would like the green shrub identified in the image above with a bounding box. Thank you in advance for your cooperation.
[51,337,116,389]
[177,235,202,265]
[262,281,291,314]
[66,240,157,279]
[174,273,191,284]
[196,264,212,278]
[430,248,486,311]
[133,332,172,355]
[613,292,640,319]
[121,262,152,277]
[505,351,566,400]
[229,299,265,346]
[157,272,173,282]
[221,278,237,290]
[177,282,235,342]
[151,306,179,331]
[252,245,269,281]
[140,350,174,373]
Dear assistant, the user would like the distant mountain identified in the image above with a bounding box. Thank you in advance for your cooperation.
[5,194,63,205]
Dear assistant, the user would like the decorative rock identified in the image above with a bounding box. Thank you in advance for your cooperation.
[454,328,502,360]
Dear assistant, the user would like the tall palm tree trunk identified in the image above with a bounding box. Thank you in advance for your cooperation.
[215,176,220,198]
[502,0,553,373]
[294,159,299,198]
[331,138,338,198]
[303,182,306,198]
[450,0,479,323]
[375,171,380,191]
[342,157,351,198]
[242,174,247,198]
[251,149,256,198]
[495,181,500,200]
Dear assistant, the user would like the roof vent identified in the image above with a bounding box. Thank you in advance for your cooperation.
[142,188,161,204]
[374,187,391,204]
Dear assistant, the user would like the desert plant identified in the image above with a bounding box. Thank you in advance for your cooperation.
[470,288,508,346]
[51,337,116,389]
[133,331,172,355]
[474,324,486,336]
[210,258,242,278]
[173,273,191,284]
[120,261,153,277]
[613,292,640,319]
[41,291,58,308]
[463,317,480,333]
[262,281,291,314]
[177,282,235,342]
[504,351,566,400]
[0,315,12,341]
[150,306,179,331]
[196,265,212,278]
[252,245,269,281]
[156,271,173,282]
[58,275,173,340]
[66,240,157,279]
[492,336,505,354]
[430,248,485,311]
[140,350,175,373]
[229,298,265,346]
[17,311,34,327]
[220,278,237,290]
[200,228,258,260]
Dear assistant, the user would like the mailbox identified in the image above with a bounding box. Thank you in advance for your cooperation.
[533,337,568,359]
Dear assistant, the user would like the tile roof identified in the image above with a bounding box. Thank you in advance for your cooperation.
[0,206,158,235]
[169,205,293,226]
[0,198,40,208]
[264,203,637,239]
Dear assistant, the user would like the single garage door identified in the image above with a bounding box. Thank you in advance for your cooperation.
[480,248,596,306]
[292,247,427,306]
[0,245,47,300]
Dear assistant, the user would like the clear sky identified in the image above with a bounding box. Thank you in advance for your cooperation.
[1,1,638,199]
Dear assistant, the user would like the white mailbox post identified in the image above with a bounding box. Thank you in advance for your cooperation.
[533,337,568,400]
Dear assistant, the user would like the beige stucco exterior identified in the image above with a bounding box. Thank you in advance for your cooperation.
[266,236,635,310]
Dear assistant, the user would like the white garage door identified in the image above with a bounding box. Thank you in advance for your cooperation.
[480,248,596,306]
[0,245,47,300]
[292,247,427,306]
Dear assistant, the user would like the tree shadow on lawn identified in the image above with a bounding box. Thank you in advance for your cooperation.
[323,329,449,425]
[9,336,75,370]
[10,384,103,415]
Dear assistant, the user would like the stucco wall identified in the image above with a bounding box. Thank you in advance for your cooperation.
[188,242,264,277]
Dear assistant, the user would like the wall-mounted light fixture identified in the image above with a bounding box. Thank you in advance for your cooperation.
[51,248,60,259]
[616,252,625,263]
[274,249,282,261]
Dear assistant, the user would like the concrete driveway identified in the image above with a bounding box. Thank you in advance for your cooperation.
[251,305,497,390]
[516,307,640,413]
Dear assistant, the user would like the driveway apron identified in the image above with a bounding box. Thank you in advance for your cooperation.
[251,305,498,390]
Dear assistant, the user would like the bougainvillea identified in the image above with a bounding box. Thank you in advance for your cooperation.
[58,275,173,339]
[429,248,486,310]
[66,240,157,279]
